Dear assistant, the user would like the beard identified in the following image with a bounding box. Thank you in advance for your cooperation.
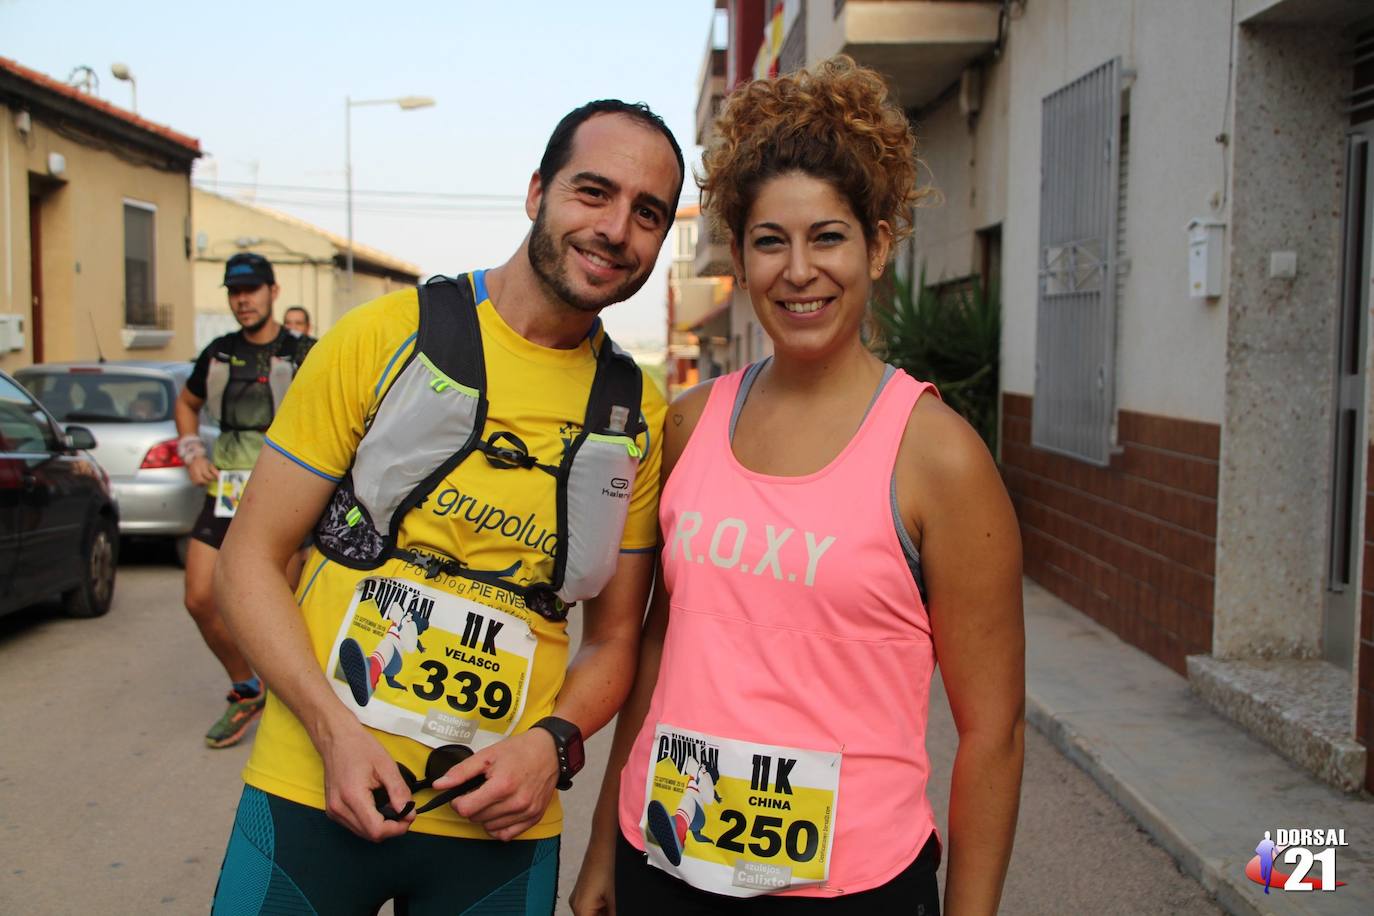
[527,202,651,313]
[236,309,271,334]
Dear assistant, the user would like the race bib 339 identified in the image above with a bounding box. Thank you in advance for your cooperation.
[326,577,537,751]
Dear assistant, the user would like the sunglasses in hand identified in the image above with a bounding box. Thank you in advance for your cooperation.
[373,744,487,821]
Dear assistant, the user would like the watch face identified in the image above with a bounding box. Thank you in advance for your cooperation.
[566,734,586,775]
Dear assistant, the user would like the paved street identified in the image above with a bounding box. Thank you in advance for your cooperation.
[1,547,1220,914]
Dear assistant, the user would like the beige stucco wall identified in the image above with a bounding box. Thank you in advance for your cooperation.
[907,43,1010,285]
[0,104,195,372]
[192,189,337,341]
[192,189,418,344]
[338,270,412,325]
[1001,0,1233,425]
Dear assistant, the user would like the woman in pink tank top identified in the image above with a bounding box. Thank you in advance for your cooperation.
[573,57,1024,916]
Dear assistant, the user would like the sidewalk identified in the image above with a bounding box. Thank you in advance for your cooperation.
[1023,580,1374,916]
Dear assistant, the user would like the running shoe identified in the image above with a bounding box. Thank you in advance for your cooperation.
[647,800,687,866]
[338,638,375,707]
[205,688,266,749]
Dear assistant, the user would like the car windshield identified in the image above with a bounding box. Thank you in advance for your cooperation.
[17,372,177,423]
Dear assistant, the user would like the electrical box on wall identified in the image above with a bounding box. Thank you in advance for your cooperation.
[0,314,26,351]
[1186,218,1225,299]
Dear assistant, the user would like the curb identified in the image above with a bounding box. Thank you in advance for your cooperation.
[1027,695,1323,916]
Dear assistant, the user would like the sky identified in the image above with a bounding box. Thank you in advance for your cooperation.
[1,0,719,345]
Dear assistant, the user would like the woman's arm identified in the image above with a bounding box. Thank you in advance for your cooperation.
[901,395,1025,916]
[571,380,715,916]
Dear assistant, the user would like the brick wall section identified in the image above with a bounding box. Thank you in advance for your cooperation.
[1001,394,1219,676]
[1359,444,1374,793]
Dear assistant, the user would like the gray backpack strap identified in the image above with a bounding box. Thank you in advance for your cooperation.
[550,334,645,605]
[415,274,485,392]
[382,276,488,530]
[314,275,487,570]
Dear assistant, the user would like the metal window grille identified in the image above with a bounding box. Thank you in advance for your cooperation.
[1032,58,1124,466]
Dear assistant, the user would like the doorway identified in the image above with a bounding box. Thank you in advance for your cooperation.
[1327,120,1373,670]
[26,175,61,364]
[27,188,43,363]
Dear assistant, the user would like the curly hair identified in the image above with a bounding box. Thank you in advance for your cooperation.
[700,56,925,248]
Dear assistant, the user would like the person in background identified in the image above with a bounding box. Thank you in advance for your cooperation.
[282,306,312,337]
[176,252,314,749]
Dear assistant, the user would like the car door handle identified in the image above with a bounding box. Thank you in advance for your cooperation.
[21,474,37,492]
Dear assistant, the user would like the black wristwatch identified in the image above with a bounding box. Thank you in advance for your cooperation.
[533,716,585,790]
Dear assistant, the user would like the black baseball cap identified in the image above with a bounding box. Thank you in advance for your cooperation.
[223,252,276,288]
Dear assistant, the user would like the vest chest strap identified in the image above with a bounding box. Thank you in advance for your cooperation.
[389,547,570,622]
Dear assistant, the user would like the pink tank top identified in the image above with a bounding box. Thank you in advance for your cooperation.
[617,365,940,898]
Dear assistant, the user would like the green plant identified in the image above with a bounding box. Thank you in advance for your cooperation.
[873,267,1001,454]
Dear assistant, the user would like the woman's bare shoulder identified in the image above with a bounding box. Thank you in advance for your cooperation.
[897,390,1006,515]
[663,378,720,472]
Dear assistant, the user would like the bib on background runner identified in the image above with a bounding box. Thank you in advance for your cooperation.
[214,469,251,518]
[640,724,841,898]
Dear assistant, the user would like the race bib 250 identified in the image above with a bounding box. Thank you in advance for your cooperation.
[641,724,841,897]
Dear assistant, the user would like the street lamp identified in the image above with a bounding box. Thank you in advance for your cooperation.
[110,63,137,113]
[345,95,436,294]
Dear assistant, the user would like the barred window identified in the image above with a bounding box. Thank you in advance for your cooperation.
[1032,58,1125,466]
[123,201,157,327]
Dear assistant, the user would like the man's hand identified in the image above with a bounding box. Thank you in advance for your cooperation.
[318,717,416,843]
[187,455,219,487]
[432,728,559,841]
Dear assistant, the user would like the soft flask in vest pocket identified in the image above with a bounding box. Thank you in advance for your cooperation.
[557,431,643,602]
[313,274,645,621]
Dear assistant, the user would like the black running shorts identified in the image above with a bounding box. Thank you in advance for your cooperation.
[614,831,940,915]
[191,495,232,550]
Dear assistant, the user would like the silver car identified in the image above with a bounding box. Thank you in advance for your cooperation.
[15,361,215,562]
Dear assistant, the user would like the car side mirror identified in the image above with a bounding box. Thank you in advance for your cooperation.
[65,425,98,450]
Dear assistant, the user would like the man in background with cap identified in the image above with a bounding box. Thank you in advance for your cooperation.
[176,252,315,748]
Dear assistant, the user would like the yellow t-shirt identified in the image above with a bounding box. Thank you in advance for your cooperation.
[243,271,665,839]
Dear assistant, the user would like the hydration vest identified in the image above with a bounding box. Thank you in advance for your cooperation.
[204,330,304,431]
[313,274,647,622]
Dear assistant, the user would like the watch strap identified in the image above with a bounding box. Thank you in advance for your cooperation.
[533,716,584,790]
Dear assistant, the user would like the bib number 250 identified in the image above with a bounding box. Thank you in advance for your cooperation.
[717,811,821,862]
[411,660,512,720]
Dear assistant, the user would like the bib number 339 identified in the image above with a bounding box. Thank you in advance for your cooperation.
[641,724,840,898]
[326,576,536,751]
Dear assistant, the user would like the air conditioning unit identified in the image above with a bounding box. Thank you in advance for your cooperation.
[0,314,25,351]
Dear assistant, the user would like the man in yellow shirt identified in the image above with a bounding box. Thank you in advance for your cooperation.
[211,101,682,913]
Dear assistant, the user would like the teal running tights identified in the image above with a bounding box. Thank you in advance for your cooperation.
[213,786,559,915]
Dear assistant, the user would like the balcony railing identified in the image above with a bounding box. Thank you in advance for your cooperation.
[697,44,728,145]
[122,302,175,350]
[692,211,734,279]
[123,301,173,330]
